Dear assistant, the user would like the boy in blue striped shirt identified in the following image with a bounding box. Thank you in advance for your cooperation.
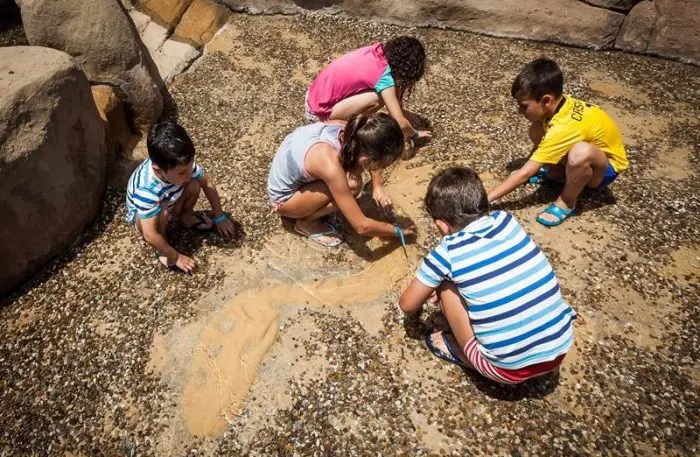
[126,120,235,272]
[399,167,575,383]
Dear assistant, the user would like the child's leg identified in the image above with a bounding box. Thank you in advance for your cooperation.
[172,179,212,228]
[328,91,384,121]
[277,171,362,240]
[538,142,610,224]
[436,282,475,353]
[277,171,362,220]
[560,142,610,205]
[135,203,170,238]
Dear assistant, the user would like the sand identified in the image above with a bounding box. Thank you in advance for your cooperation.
[0,11,698,457]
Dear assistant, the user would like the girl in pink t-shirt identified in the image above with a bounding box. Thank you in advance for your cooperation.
[305,36,431,210]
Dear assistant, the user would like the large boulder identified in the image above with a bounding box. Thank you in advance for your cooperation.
[18,0,164,131]
[646,0,700,66]
[615,0,700,65]
[223,0,625,50]
[615,0,656,53]
[0,47,107,295]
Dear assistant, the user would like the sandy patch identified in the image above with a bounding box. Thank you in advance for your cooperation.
[647,145,696,181]
[585,69,651,106]
[149,161,434,437]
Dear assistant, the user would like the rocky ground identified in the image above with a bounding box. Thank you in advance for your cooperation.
[1,12,699,457]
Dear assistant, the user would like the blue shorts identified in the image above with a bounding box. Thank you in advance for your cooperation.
[598,163,618,189]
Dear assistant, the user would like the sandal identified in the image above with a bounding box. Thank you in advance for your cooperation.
[536,203,574,227]
[425,330,470,369]
[528,166,564,185]
[155,250,176,269]
[293,223,343,247]
[182,212,214,232]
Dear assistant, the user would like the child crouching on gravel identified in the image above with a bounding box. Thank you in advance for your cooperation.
[399,166,575,384]
[126,120,235,272]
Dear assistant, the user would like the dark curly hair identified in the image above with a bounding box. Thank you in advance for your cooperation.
[383,36,426,100]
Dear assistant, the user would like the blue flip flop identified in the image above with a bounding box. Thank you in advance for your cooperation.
[425,331,469,369]
[528,166,564,185]
[536,204,574,227]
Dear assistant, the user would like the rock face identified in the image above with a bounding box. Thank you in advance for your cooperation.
[646,0,700,65]
[174,0,231,47]
[125,0,232,83]
[615,0,656,53]
[18,0,164,131]
[222,0,699,65]
[616,0,700,65]
[0,47,106,295]
[92,85,133,163]
[584,0,641,12]
[222,0,625,49]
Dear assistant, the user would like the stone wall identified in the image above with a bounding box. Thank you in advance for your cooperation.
[219,0,700,66]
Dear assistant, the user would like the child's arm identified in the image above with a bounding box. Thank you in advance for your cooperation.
[140,217,195,273]
[399,277,436,315]
[487,159,542,202]
[380,87,431,141]
[199,172,236,239]
[311,146,415,237]
[370,169,392,211]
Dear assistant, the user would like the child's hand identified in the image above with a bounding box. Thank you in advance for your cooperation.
[216,218,236,239]
[398,221,417,238]
[175,253,196,273]
[417,130,432,141]
[372,187,393,212]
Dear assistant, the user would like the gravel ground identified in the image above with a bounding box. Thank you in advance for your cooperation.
[1,12,698,456]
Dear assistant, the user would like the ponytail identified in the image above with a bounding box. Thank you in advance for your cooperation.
[339,113,404,171]
[340,114,369,170]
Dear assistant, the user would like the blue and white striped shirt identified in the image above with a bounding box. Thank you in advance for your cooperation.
[125,158,204,223]
[417,211,575,369]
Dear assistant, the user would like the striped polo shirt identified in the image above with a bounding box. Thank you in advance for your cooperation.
[417,211,575,369]
[125,158,204,223]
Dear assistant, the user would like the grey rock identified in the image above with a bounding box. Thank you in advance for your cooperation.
[19,0,165,131]
[647,0,700,66]
[615,0,656,53]
[0,46,106,294]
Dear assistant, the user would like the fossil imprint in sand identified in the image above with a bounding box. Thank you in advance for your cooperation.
[150,163,436,437]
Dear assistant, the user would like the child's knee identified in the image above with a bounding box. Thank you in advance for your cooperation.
[158,204,171,225]
[567,142,596,167]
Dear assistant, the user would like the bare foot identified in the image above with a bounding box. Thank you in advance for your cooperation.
[429,331,471,366]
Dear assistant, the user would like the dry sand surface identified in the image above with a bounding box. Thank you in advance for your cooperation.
[1,12,699,457]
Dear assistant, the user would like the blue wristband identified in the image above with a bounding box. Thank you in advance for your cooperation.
[409,132,419,149]
[394,223,406,247]
[213,213,228,224]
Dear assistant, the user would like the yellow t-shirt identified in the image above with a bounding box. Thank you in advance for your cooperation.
[531,96,628,173]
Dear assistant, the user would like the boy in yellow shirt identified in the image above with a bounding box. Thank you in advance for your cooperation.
[488,58,628,227]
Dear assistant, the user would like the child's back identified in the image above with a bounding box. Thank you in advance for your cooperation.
[532,95,628,174]
[419,210,576,369]
[307,43,390,120]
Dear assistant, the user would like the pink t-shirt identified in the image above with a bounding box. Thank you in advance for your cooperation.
[307,43,390,119]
